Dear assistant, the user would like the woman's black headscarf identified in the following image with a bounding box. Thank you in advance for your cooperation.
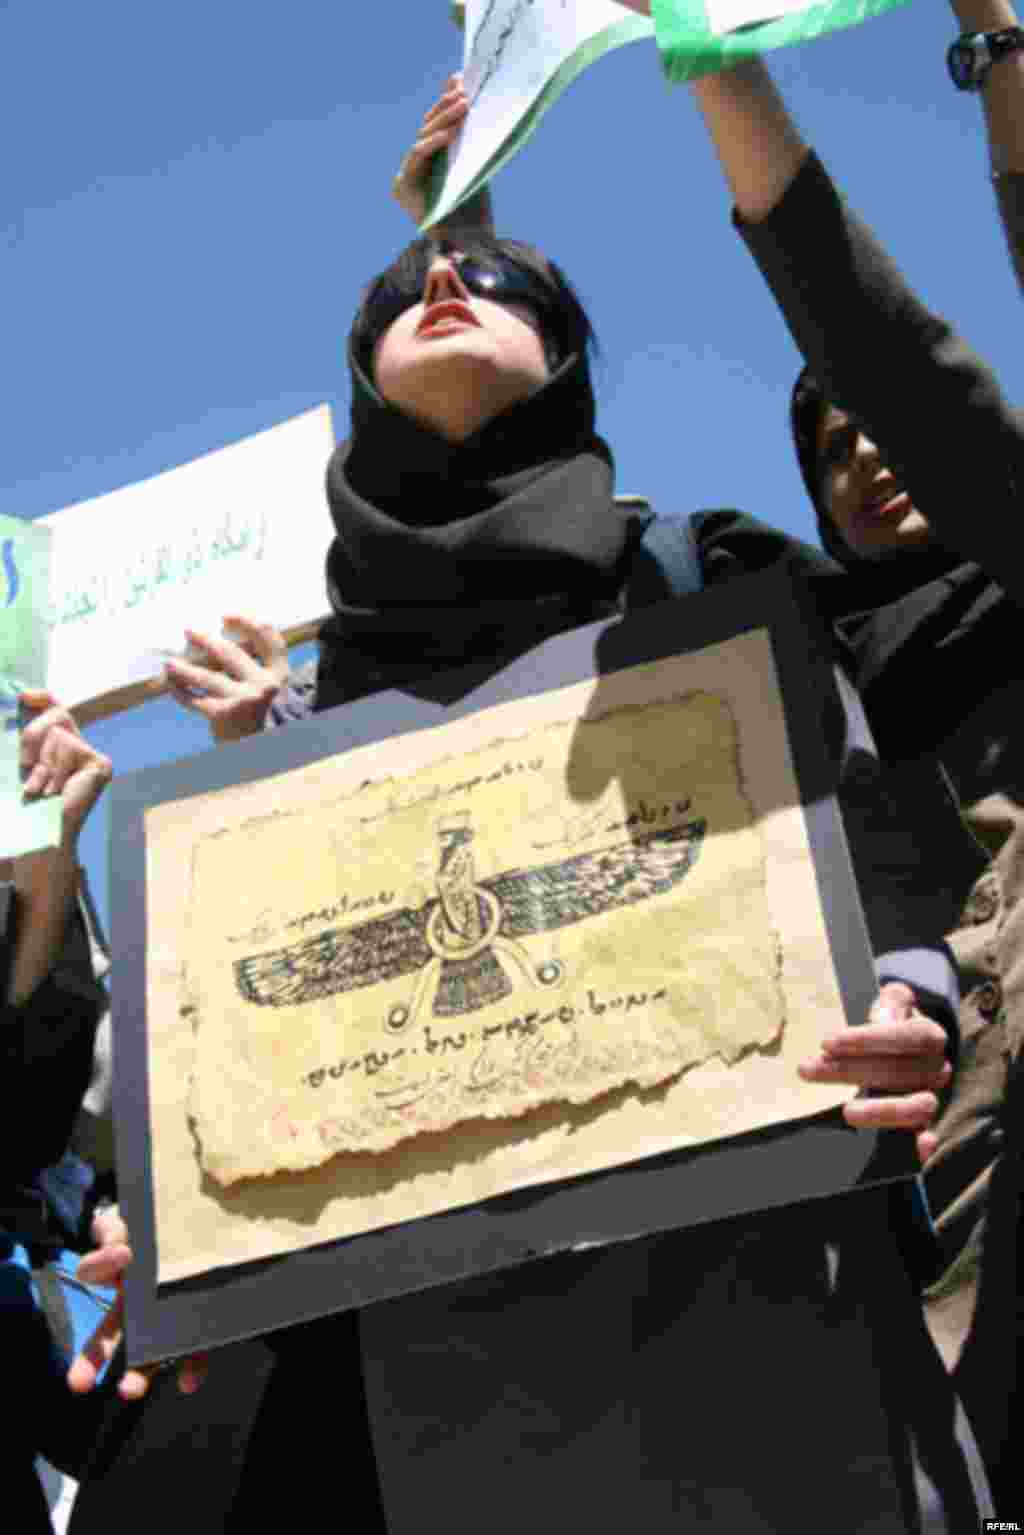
[314,235,640,711]
[789,365,966,594]
[788,365,1007,763]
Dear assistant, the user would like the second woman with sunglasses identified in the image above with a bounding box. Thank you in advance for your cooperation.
[68,75,991,1535]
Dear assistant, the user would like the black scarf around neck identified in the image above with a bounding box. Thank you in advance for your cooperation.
[316,349,633,710]
[694,508,1010,765]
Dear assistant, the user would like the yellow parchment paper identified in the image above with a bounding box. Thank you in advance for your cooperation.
[145,629,856,1283]
[186,690,779,1183]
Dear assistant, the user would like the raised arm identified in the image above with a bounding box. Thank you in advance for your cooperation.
[949,0,1024,289]
[687,59,1024,599]
[950,0,1024,174]
[689,59,810,222]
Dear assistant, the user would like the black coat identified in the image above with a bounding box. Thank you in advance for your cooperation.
[2,881,112,1523]
[1,882,107,1192]
[70,525,989,1534]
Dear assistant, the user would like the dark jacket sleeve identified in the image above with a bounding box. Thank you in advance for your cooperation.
[828,668,962,1056]
[735,154,1024,605]
[994,171,1024,298]
[266,660,318,730]
[1,880,106,1185]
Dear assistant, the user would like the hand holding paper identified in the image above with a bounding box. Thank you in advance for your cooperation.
[394,75,472,225]
[164,616,290,743]
[423,0,655,228]
[17,692,112,839]
[69,1205,209,1402]
[4,695,111,1005]
[798,981,950,1163]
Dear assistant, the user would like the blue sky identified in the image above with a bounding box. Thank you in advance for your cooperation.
[2,0,1018,927]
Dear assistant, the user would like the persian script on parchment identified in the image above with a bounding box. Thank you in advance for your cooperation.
[184,691,784,1187]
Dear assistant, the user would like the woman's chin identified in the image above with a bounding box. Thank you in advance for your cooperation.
[844,507,932,560]
[381,356,548,442]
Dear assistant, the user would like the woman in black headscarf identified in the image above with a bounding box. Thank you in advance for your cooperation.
[299,233,633,715]
[70,149,990,1530]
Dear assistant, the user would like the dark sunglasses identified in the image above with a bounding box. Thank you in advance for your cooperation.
[363,252,558,342]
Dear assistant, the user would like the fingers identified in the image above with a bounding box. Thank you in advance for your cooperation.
[874,980,916,1012]
[799,982,952,1126]
[178,1353,209,1395]
[841,1089,939,1133]
[184,627,275,685]
[421,86,469,135]
[77,1241,133,1288]
[17,688,57,712]
[405,128,463,178]
[19,701,80,794]
[221,615,289,671]
[165,624,288,693]
[798,1051,951,1093]
[422,76,466,129]
[164,626,283,744]
[66,1286,154,1402]
[92,1203,128,1248]
[394,79,470,219]
[17,696,112,825]
[22,728,86,800]
[818,1016,949,1059]
[800,1014,948,1074]
[77,1206,132,1288]
[164,655,239,700]
[70,1212,204,1400]
[67,1294,125,1396]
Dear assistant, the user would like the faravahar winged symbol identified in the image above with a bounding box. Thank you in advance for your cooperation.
[234,813,706,1032]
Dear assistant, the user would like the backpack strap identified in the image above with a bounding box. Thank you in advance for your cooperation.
[624,511,703,609]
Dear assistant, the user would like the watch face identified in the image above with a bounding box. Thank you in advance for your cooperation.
[949,40,976,88]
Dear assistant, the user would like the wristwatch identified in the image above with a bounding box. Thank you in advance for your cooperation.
[948,27,1024,90]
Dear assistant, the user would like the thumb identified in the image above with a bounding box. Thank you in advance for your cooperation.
[873,980,916,1024]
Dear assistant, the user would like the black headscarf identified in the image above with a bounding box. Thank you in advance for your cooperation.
[785,366,1012,766]
[314,310,636,712]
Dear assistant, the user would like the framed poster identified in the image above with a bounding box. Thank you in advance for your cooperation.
[110,563,912,1367]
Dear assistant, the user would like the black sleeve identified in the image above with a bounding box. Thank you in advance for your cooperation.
[1,880,106,1184]
[993,171,1024,299]
[736,154,1024,604]
[827,669,964,1059]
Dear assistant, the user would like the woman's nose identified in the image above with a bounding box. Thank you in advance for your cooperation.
[854,430,882,476]
[423,255,470,308]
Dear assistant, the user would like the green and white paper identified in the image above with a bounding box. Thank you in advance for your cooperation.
[425,0,911,225]
[423,0,655,229]
[0,513,61,856]
[650,0,911,81]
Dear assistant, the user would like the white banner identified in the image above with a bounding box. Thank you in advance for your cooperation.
[39,406,335,722]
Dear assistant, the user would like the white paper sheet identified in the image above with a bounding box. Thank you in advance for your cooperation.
[426,0,652,227]
[38,406,335,721]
